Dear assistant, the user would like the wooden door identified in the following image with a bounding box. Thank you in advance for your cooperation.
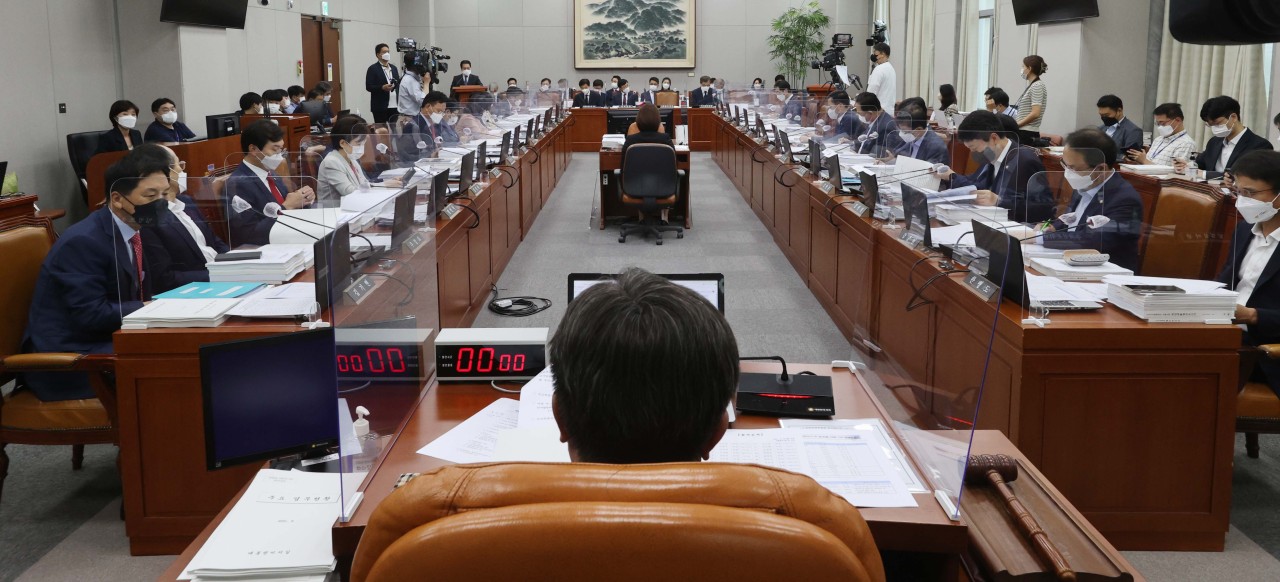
[301,17,343,114]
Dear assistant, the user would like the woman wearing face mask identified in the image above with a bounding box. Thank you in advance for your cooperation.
[144,98,196,145]
[1218,150,1280,399]
[318,116,401,204]
[456,99,500,138]
[97,100,143,154]
[659,77,675,94]
[1013,55,1048,145]
[136,144,228,292]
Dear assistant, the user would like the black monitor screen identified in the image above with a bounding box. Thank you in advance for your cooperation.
[1011,0,1098,25]
[201,328,338,470]
[901,184,932,248]
[809,139,823,175]
[206,113,240,139]
[500,131,511,161]
[432,170,451,214]
[476,141,488,179]
[458,151,475,193]
[859,171,879,216]
[607,109,676,139]
[391,187,417,248]
[161,0,248,29]
[313,222,352,312]
[513,125,522,148]
[825,155,841,188]
[973,221,1029,307]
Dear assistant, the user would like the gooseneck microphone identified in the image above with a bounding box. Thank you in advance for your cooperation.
[230,196,317,240]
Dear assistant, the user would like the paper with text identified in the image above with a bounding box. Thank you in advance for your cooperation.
[417,398,519,463]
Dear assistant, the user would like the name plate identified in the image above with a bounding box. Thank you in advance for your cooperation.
[899,229,924,250]
[794,167,809,178]
[507,155,519,165]
[469,182,485,195]
[964,272,1000,302]
[489,168,502,179]
[344,275,376,304]
[441,203,463,220]
[816,181,835,194]
[401,231,428,254]
[850,201,869,217]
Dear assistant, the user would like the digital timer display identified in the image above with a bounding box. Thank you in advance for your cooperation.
[334,344,422,380]
[437,344,547,381]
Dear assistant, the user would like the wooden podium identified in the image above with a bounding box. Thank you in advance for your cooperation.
[453,85,487,103]
[806,85,835,100]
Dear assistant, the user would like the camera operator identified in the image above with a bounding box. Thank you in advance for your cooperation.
[397,56,428,119]
[867,42,896,112]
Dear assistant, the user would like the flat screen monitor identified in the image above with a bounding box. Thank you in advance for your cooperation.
[755,115,766,138]
[809,139,823,175]
[458,151,475,193]
[606,109,676,139]
[567,273,725,313]
[431,169,451,215]
[206,113,240,139]
[201,328,338,470]
[900,184,933,248]
[973,220,1029,307]
[1011,0,1098,25]
[391,187,417,248]
[475,141,488,180]
[859,171,879,217]
[313,221,352,312]
[499,131,511,163]
[526,118,536,141]
[513,125,523,148]
[161,0,248,29]
[543,108,553,131]
[826,155,842,189]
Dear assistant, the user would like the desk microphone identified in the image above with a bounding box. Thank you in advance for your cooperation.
[1016,215,1111,244]
[877,167,942,186]
[736,356,835,418]
[857,132,879,154]
[230,196,317,240]
[267,200,383,252]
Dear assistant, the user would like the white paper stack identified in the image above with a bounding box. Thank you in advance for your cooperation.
[1029,257,1134,281]
[269,209,338,244]
[601,134,625,150]
[207,245,308,284]
[121,298,241,329]
[179,469,340,581]
[935,203,1006,224]
[1103,275,1238,323]
[1120,163,1176,176]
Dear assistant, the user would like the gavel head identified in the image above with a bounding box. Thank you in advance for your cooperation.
[964,453,1018,483]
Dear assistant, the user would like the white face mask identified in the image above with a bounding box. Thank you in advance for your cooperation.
[260,152,285,168]
[662,82,670,89]
[826,107,839,120]
[380,52,390,62]
[282,97,292,108]
[444,116,458,126]
[649,84,658,92]
[349,143,365,158]
[1236,193,1280,224]
[1020,70,1029,80]
[898,130,917,144]
[1154,124,1174,138]
[267,103,281,114]
[753,83,762,89]
[429,112,444,124]
[610,82,618,89]
[160,111,179,124]
[323,95,332,103]
[117,115,137,129]
[1064,168,1096,190]
[176,172,188,194]
[1210,122,1232,138]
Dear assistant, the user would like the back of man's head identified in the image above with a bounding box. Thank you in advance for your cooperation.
[549,268,739,463]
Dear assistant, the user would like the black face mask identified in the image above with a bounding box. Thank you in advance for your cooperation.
[127,197,168,228]
[1100,115,1119,127]
[972,146,999,164]
[870,53,879,63]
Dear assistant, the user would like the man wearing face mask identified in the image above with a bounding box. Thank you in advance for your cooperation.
[136,144,228,292]
[884,102,948,164]
[934,110,1050,222]
[773,81,804,121]
[614,79,639,107]
[1128,103,1196,167]
[21,151,168,401]
[397,61,429,123]
[400,91,451,161]
[450,60,482,100]
[572,79,597,107]
[238,92,263,117]
[866,42,896,112]
[285,86,306,114]
[143,98,195,145]
[1218,151,1280,398]
[639,77,661,105]
[823,91,865,141]
[1184,95,1273,180]
[1095,95,1142,161]
[366,43,401,123]
[227,120,316,246]
[850,92,902,156]
[690,75,717,108]
[1039,128,1144,271]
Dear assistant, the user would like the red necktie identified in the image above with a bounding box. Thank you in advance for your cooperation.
[266,174,285,205]
[130,232,145,300]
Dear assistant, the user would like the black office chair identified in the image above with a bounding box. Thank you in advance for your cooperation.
[66,131,101,205]
[615,144,684,245]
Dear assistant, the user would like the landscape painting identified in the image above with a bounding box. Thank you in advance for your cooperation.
[575,0,695,69]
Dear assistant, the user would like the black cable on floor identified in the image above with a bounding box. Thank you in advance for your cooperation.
[487,285,551,317]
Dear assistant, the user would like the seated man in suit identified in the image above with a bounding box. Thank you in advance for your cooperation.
[137,144,229,292]
[639,77,662,105]
[226,120,315,246]
[934,110,1052,222]
[1096,94,1142,160]
[850,92,902,157]
[689,75,717,107]
[822,91,865,141]
[614,78,639,107]
[774,81,804,120]
[21,151,169,401]
[284,85,306,114]
[549,268,738,463]
[1038,128,1144,271]
[1127,102,1197,167]
[262,89,286,116]
[622,104,673,156]
[239,92,263,116]
[883,101,948,165]
[1177,95,1273,180]
[1219,150,1280,397]
[398,91,451,161]
[571,78,595,107]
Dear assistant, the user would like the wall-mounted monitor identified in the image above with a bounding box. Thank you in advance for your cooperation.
[1011,0,1098,25]
[161,0,249,30]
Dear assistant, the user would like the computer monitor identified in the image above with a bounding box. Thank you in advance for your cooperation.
[458,151,475,193]
[513,124,523,148]
[431,168,451,214]
[499,131,511,163]
[566,273,725,313]
[391,186,417,248]
[526,118,536,141]
[825,155,841,189]
[859,171,879,218]
[900,184,933,248]
[606,110,636,135]
[200,328,339,470]
[973,220,1029,307]
[475,141,488,181]
[809,139,823,175]
[543,108,553,130]
[754,115,765,138]
[206,113,240,139]
[313,221,352,312]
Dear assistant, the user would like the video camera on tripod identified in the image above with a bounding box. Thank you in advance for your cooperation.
[396,38,450,88]
[811,33,862,91]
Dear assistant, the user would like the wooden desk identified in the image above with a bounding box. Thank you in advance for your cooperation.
[85,136,245,209]
[710,116,1238,551]
[565,107,717,152]
[596,147,692,230]
[115,122,572,555]
[0,194,40,221]
[240,114,311,154]
[452,85,486,103]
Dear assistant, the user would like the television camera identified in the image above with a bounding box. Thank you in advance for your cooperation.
[396,38,450,89]
[811,33,862,91]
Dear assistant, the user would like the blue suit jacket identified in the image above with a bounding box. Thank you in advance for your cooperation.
[1219,221,1280,397]
[143,195,230,292]
[949,144,1052,222]
[1042,175,1144,271]
[689,87,718,107]
[1102,117,1143,160]
[23,208,149,401]
[573,90,606,107]
[226,162,292,246]
[365,62,400,110]
[856,113,903,158]
[638,90,661,105]
[893,130,949,165]
[780,98,804,121]
[1199,128,1273,179]
[832,111,866,141]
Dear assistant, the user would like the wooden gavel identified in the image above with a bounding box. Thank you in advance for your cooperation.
[965,454,1076,582]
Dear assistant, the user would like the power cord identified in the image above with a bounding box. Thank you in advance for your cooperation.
[487,285,551,317]
[489,380,524,394]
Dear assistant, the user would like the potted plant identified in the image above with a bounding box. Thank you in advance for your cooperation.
[767,1,830,89]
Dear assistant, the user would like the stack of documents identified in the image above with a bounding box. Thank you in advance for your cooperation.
[227,283,318,319]
[180,469,340,581]
[934,203,1007,224]
[121,298,241,329]
[154,282,265,300]
[1103,275,1238,323]
[1026,273,1109,304]
[601,134,625,150]
[1029,257,1133,281]
[1120,163,1177,176]
[207,245,308,284]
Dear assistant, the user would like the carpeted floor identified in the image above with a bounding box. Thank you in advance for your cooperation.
[5,153,1280,581]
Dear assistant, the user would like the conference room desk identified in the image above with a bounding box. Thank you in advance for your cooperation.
[240,114,311,154]
[710,115,1239,551]
[566,106,718,152]
[114,121,571,555]
[596,145,692,229]
[86,136,245,209]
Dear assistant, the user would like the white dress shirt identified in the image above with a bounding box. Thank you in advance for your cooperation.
[243,160,274,193]
[866,61,896,111]
[168,198,218,263]
[1146,131,1196,167]
[989,139,1013,181]
[1236,223,1280,307]
[1217,128,1246,173]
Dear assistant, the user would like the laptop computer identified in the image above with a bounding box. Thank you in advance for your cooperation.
[567,273,725,314]
[972,221,1103,311]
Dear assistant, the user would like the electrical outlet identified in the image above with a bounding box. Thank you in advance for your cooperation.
[58,103,66,113]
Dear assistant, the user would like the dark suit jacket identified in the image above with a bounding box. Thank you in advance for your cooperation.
[780,98,804,120]
[1042,175,1144,271]
[622,131,674,158]
[573,90,606,108]
[144,121,196,143]
[95,128,143,154]
[451,73,482,89]
[892,129,949,165]
[613,90,640,107]
[226,162,292,246]
[832,111,867,141]
[1102,117,1143,160]
[366,62,400,110]
[690,87,717,107]
[143,195,230,292]
[1219,221,1280,397]
[858,113,904,158]
[398,113,448,162]
[950,144,1052,222]
[1199,128,1273,179]
[638,90,660,105]
[22,208,149,401]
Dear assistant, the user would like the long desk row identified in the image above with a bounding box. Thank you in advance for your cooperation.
[710,115,1239,551]
[113,118,572,555]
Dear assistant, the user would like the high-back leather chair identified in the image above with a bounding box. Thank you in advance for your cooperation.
[616,143,684,244]
[66,131,102,204]
[1238,346,1280,458]
[1139,184,1222,278]
[654,91,679,107]
[0,216,117,504]
[351,462,885,582]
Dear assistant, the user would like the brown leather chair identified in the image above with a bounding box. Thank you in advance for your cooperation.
[0,216,118,503]
[1238,346,1280,458]
[654,91,679,107]
[1139,184,1223,278]
[351,462,886,582]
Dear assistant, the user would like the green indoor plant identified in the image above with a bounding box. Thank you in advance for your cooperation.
[767,1,830,88]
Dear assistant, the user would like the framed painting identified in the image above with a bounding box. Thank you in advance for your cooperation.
[574,0,695,69]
